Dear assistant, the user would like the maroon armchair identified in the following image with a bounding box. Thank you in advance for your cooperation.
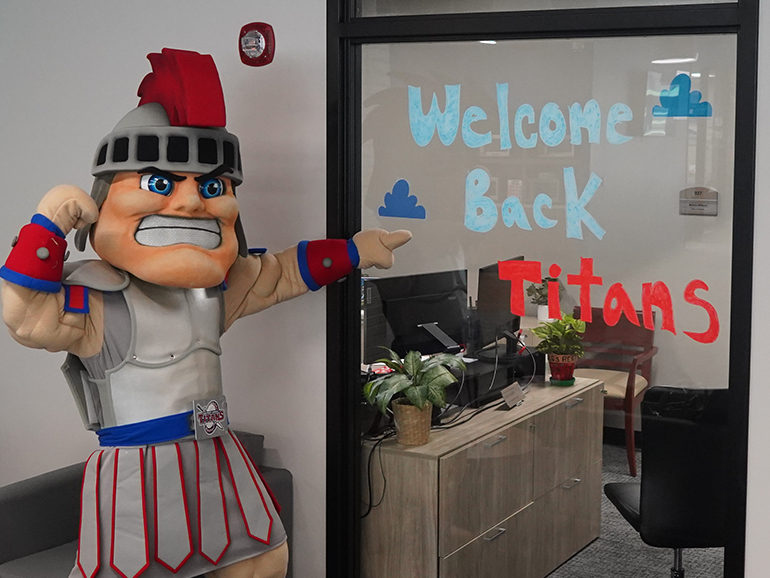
[573,307,658,476]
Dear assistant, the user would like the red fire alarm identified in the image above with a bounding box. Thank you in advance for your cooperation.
[239,22,275,67]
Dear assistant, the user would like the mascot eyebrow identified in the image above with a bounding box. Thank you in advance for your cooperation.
[138,163,232,183]
[138,167,186,182]
[194,164,231,182]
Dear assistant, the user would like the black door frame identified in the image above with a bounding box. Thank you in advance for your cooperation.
[327,3,758,577]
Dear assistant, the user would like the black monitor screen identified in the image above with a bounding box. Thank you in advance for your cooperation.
[362,270,468,359]
[474,257,523,355]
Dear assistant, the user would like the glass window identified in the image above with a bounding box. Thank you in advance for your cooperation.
[359,34,734,576]
[362,35,734,388]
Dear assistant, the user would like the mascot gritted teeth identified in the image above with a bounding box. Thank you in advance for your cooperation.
[134,215,222,250]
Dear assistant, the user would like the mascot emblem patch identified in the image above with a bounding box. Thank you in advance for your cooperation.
[193,396,229,439]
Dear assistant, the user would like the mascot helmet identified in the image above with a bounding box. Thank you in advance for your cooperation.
[76,48,247,255]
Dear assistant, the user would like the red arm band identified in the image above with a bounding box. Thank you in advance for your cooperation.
[297,239,360,291]
[0,215,67,293]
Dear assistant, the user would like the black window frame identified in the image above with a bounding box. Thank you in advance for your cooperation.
[326,3,758,577]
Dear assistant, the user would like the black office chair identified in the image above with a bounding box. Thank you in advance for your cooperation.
[604,386,728,578]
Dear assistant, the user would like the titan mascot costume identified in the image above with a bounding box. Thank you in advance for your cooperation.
[0,48,410,578]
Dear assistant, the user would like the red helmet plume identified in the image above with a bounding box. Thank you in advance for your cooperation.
[137,48,226,127]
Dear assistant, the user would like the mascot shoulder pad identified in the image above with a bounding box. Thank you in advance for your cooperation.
[63,260,130,291]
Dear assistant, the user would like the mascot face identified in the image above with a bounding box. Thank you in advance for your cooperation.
[91,169,240,288]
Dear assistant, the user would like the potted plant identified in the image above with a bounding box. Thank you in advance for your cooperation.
[363,348,466,445]
[526,277,561,321]
[530,312,586,386]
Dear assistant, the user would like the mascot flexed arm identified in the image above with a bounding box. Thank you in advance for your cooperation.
[0,49,409,578]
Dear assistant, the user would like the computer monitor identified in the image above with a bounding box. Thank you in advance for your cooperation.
[362,265,544,411]
[473,257,524,359]
[362,270,469,360]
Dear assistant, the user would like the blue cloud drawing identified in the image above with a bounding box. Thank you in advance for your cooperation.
[652,74,713,117]
[378,179,426,219]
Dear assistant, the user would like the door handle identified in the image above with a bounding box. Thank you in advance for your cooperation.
[565,397,584,409]
[484,527,507,542]
[484,435,507,448]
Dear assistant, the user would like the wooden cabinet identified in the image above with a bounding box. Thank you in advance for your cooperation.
[362,378,603,578]
[532,385,603,496]
[439,503,538,578]
[438,419,533,556]
[535,459,602,575]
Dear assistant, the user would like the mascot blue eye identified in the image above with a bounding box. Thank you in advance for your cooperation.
[199,178,225,199]
[140,174,174,195]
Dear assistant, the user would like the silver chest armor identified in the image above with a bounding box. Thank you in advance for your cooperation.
[63,268,225,430]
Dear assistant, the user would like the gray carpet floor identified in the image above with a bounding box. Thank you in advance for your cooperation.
[547,444,724,578]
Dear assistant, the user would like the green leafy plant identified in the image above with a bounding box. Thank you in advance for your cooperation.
[531,312,586,357]
[526,277,560,305]
[363,348,467,416]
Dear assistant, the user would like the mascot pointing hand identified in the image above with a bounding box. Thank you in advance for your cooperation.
[0,48,409,578]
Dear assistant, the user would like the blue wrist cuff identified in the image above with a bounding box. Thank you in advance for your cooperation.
[297,240,321,291]
[31,214,65,239]
[0,266,62,293]
[347,239,360,268]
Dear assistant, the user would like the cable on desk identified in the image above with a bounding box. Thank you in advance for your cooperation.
[432,397,507,431]
[433,370,467,423]
[361,429,395,518]
[435,331,522,426]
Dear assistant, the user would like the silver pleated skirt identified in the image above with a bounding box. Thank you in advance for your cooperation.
[69,431,286,578]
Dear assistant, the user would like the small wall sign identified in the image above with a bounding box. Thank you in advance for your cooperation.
[679,187,718,216]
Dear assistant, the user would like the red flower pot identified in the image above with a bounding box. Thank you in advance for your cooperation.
[548,353,578,384]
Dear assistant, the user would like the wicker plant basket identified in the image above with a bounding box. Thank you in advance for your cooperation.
[392,399,432,446]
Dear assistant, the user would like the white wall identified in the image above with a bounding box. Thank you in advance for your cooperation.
[746,2,770,575]
[0,2,327,576]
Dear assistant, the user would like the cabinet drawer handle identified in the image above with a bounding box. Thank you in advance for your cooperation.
[484,435,507,448]
[565,397,584,409]
[484,527,507,542]
[562,478,582,489]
